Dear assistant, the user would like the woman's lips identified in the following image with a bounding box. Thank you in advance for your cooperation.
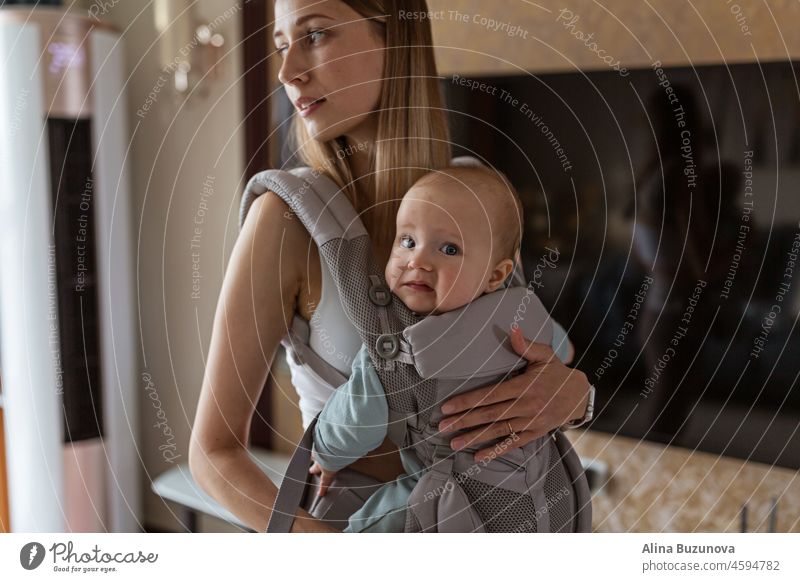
[298,98,326,118]
[404,282,433,292]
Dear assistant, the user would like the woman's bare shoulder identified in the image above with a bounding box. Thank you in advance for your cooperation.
[239,191,320,320]
[242,191,314,261]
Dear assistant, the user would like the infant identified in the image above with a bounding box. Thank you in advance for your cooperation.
[310,166,570,532]
[383,166,523,317]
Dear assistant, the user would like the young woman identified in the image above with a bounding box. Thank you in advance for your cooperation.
[189,0,592,533]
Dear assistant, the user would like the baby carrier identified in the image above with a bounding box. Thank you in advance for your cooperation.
[239,166,592,533]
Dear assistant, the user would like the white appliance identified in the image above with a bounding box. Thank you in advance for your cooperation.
[0,6,141,532]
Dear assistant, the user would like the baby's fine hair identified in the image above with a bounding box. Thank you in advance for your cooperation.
[414,165,524,263]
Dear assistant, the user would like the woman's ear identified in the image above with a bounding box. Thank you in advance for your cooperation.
[486,258,515,292]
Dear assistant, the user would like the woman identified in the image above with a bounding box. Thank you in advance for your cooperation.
[189,0,592,533]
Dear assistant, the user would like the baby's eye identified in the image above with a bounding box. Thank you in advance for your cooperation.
[276,44,288,57]
[400,235,415,249]
[441,243,460,256]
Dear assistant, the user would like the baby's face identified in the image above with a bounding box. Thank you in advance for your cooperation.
[384,178,512,316]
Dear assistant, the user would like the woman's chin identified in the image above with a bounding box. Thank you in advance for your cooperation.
[304,112,375,145]
[304,121,339,143]
[304,123,326,141]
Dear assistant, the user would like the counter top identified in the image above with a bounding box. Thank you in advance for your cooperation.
[571,429,800,532]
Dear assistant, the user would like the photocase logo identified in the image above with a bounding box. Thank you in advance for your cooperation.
[20,542,46,570]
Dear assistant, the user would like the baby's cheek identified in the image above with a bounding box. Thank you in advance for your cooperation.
[443,269,463,291]
[384,261,398,288]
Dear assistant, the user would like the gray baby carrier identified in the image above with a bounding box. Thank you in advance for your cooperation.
[239,166,592,533]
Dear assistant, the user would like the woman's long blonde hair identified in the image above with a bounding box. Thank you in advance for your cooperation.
[288,0,452,254]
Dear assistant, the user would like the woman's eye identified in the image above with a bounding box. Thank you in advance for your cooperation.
[441,243,459,256]
[400,236,415,249]
[275,29,324,57]
[307,29,325,44]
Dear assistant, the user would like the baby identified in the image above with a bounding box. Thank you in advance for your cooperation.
[309,166,571,532]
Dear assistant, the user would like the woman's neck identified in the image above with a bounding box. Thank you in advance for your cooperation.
[342,120,377,182]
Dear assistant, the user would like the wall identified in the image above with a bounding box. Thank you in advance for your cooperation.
[82,0,245,532]
[427,0,800,76]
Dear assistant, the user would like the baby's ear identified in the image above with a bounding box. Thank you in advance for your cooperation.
[487,258,515,292]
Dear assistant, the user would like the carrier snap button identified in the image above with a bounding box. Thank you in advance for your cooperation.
[375,334,400,359]
[368,283,392,306]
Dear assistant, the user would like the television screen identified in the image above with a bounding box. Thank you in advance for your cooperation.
[443,60,800,469]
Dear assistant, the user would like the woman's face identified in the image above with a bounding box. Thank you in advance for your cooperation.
[273,0,385,143]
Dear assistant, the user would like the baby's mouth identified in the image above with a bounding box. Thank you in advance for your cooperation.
[404,281,434,293]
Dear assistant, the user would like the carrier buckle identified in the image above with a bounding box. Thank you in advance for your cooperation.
[375,333,400,359]
[368,282,392,306]
[432,444,455,462]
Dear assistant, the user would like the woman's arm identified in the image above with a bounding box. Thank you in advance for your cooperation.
[189,192,335,533]
[437,327,591,464]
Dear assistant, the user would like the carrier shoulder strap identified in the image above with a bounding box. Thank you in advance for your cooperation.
[266,414,318,533]
[239,167,366,244]
[239,167,354,393]
[238,167,394,534]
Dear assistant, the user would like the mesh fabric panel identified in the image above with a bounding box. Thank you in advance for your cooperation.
[455,474,538,533]
[404,509,423,533]
[318,235,437,424]
[543,437,576,533]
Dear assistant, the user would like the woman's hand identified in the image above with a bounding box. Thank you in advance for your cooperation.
[437,325,591,463]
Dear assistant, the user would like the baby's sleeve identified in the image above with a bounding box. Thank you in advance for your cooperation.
[551,320,572,364]
[313,345,389,472]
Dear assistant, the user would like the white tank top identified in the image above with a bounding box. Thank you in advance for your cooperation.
[285,252,363,428]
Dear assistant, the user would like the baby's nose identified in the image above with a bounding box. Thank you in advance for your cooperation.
[407,254,433,270]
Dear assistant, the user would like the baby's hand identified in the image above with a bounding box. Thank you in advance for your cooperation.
[309,461,337,497]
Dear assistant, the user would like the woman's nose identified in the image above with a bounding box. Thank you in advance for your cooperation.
[277,43,310,86]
